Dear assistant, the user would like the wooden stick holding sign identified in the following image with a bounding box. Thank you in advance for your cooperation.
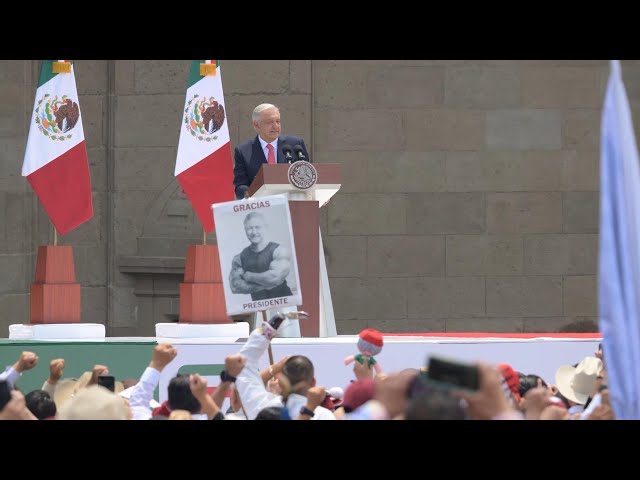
[262,310,274,364]
[263,310,309,366]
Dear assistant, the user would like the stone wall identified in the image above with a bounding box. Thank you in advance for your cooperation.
[1,60,633,336]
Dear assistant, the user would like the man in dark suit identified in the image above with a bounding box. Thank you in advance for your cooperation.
[233,103,310,199]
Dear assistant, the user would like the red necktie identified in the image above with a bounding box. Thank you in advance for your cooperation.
[267,143,276,164]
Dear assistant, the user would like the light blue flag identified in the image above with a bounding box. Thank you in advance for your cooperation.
[599,60,640,420]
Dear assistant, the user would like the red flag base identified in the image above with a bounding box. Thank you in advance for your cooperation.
[30,246,81,324]
[179,245,231,324]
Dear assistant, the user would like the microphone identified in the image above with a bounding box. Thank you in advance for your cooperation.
[281,144,293,163]
[292,145,308,162]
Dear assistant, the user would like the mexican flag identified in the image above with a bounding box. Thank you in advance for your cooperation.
[175,60,235,233]
[22,60,93,236]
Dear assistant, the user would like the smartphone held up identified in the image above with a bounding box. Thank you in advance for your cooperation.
[425,356,480,392]
[97,374,116,392]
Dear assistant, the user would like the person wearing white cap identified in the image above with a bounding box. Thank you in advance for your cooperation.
[555,356,603,418]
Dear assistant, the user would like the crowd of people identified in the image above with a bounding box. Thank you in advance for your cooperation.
[0,314,613,420]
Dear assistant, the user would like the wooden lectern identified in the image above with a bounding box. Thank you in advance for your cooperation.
[247,163,341,337]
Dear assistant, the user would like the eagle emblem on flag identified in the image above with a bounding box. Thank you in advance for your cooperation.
[34,94,80,141]
[183,94,226,141]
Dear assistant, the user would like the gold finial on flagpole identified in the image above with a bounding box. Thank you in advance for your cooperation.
[52,61,71,74]
[200,63,216,76]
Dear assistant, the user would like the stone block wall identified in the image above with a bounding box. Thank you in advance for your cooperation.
[0,60,629,336]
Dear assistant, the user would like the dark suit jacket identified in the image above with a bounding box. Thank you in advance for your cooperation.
[233,135,310,199]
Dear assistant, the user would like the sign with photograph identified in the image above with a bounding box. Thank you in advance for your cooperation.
[212,194,302,315]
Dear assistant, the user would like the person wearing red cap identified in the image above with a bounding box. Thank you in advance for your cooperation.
[344,329,384,375]
[341,378,376,413]
[497,363,521,405]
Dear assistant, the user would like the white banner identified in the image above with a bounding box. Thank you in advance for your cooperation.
[213,194,302,315]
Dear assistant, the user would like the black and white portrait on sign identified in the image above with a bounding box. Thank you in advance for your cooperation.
[213,194,302,315]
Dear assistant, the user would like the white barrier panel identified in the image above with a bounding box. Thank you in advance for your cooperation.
[155,322,250,339]
[9,323,106,341]
[157,334,601,403]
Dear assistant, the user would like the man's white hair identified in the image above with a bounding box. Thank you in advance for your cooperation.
[252,103,279,123]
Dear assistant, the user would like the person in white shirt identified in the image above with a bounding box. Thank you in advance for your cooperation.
[0,351,38,388]
[228,313,335,420]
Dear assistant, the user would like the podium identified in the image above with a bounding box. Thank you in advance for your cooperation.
[247,163,341,337]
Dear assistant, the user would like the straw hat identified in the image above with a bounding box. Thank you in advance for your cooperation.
[555,356,603,405]
[56,385,129,420]
[53,372,124,408]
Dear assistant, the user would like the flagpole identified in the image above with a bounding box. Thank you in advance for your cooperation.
[53,225,58,246]
[203,229,206,245]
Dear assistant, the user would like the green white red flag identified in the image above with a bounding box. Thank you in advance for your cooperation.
[22,60,93,236]
[175,60,235,232]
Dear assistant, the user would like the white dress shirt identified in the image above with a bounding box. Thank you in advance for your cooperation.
[235,325,335,420]
[0,366,20,388]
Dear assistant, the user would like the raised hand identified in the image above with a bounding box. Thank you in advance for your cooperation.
[305,386,327,411]
[14,351,38,373]
[224,354,247,378]
[89,365,109,385]
[373,370,415,419]
[48,358,65,384]
[150,343,178,371]
[353,358,373,380]
[189,373,208,400]
[588,389,615,420]
[452,363,516,420]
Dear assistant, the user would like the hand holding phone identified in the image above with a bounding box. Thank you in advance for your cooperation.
[426,356,480,391]
[268,313,286,330]
[97,374,116,392]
